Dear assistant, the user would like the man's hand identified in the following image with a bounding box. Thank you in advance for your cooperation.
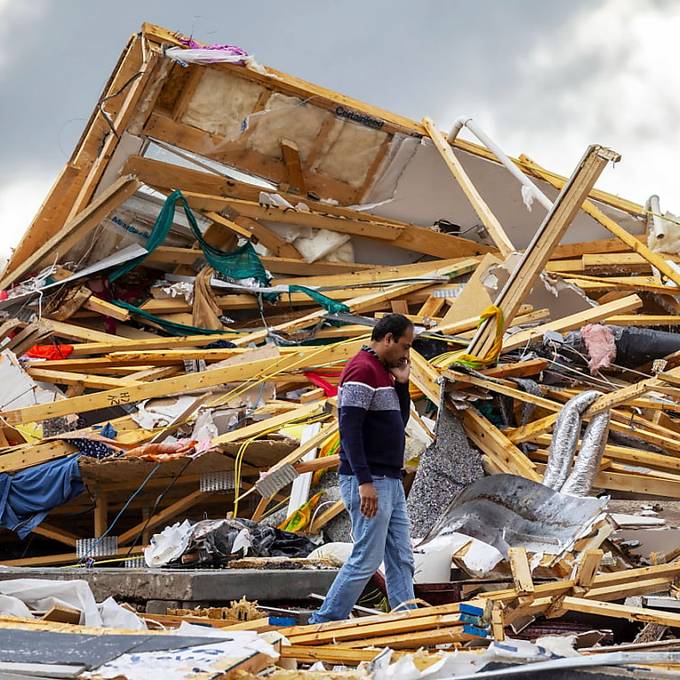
[389,358,410,384]
[359,482,378,518]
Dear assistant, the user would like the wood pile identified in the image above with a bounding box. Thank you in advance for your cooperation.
[2,21,680,676]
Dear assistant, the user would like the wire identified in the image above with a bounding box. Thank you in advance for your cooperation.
[124,457,194,558]
[231,412,330,517]
[79,463,161,564]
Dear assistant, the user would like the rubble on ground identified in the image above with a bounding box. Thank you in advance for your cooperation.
[3,21,680,678]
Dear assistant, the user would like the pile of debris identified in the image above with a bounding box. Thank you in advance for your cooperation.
[3,21,680,677]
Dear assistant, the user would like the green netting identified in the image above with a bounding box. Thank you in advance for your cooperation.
[109,189,269,286]
[108,189,349,315]
[287,284,349,315]
[110,299,239,337]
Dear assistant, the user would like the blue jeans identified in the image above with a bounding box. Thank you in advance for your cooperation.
[309,474,415,623]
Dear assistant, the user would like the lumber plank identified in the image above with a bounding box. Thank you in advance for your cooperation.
[70,333,240,356]
[423,117,514,256]
[466,145,619,359]
[508,547,534,595]
[211,402,326,446]
[563,596,680,628]
[1,355,288,424]
[523,155,680,290]
[280,138,307,194]
[118,489,208,545]
[460,408,540,481]
[31,523,80,549]
[26,368,143,390]
[500,294,643,352]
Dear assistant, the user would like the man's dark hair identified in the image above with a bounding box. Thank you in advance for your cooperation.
[371,313,413,341]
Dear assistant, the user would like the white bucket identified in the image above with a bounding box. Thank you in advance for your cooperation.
[413,549,452,584]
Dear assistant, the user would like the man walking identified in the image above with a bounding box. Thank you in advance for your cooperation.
[309,314,416,623]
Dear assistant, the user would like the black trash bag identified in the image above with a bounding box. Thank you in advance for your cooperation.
[173,518,317,568]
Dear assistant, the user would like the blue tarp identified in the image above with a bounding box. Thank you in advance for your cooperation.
[0,455,84,539]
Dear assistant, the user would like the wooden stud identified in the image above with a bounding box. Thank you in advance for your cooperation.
[508,547,534,596]
[280,138,307,194]
[523,155,680,290]
[574,549,604,592]
[94,492,108,538]
[423,117,514,256]
[466,145,619,359]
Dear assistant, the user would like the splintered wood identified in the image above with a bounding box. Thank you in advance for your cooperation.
[1,20,679,675]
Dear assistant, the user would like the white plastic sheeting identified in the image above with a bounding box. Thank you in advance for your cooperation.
[144,519,193,568]
[86,622,279,680]
[0,579,145,629]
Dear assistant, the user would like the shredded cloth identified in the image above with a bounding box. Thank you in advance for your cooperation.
[125,440,198,462]
[25,344,74,360]
[0,455,84,539]
[581,323,617,373]
[192,266,224,331]
[108,189,348,315]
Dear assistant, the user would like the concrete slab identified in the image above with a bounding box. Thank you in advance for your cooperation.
[0,568,338,603]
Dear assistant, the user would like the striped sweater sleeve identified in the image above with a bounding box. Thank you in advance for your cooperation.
[338,371,375,485]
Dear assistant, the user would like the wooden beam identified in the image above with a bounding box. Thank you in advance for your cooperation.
[309,500,345,533]
[280,138,306,194]
[94,492,108,538]
[43,319,132,344]
[31,523,79,549]
[233,260,478,346]
[118,489,207,545]
[423,117,515,257]
[574,549,603,591]
[26,368,142,390]
[466,145,620,360]
[212,402,326,446]
[1,354,298,424]
[205,211,302,259]
[562,596,680,628]
[522,155,680,290]
[500,294,643,353]
[460,408,541,481]
[3,545,145,568]
[508,547,534,595]
[185,192,492,259]
[0,176,141,290]
[70,332,239,356]
[280,645,383,665]
[82,296,131,322]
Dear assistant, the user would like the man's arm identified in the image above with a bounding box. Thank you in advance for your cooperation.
[338,381,373,485]
[390,360,411,426]
[395,381,411,426]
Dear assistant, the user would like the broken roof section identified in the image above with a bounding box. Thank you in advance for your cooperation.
[1,22,649,289]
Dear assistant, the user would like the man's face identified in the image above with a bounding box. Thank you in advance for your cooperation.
[381,326,414,368]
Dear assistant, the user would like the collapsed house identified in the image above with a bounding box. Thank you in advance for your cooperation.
[3,21,680,678]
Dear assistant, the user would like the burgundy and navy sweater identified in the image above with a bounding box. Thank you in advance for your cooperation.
[337,347,411,484]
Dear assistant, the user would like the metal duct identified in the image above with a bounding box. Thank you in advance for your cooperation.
[560,409,611,496]
[542,390,601,490]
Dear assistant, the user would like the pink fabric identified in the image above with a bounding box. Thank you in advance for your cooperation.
[179,38,248,60]
[581,324,616,374]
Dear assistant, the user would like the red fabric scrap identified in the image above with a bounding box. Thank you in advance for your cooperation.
[25,344,74,360]
[303,371,338,397]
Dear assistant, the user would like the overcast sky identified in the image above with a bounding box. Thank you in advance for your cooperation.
[1,0,678,256]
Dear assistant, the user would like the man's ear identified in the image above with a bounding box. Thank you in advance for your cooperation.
[384,332,393,344]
